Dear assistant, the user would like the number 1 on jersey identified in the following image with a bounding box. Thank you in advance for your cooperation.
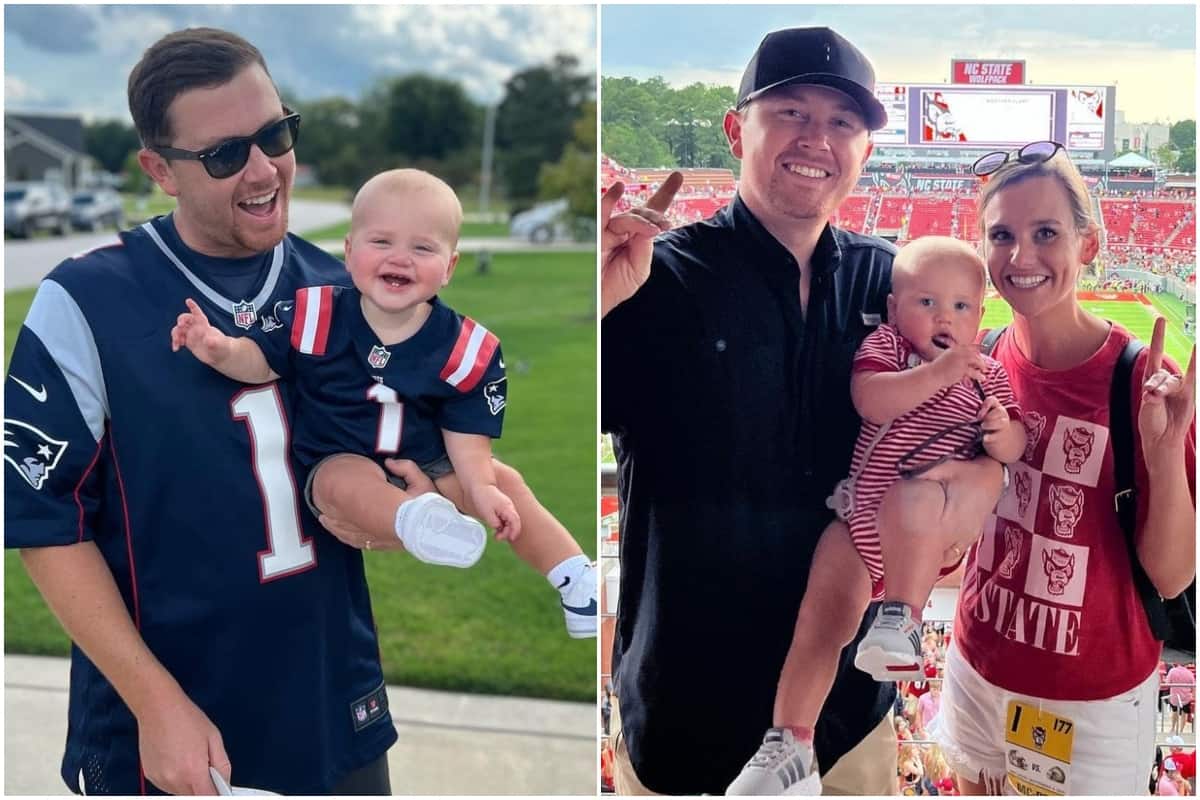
[231,385,316,581]
[367,383,403,453]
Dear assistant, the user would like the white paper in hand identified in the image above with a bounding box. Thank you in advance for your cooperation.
[208,766,279,796]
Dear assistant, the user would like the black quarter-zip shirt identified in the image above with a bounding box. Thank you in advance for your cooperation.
[602,195,898,794]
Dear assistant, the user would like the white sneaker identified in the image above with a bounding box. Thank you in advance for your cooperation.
[854,601,924,681]
[394,494,486,568]
[726,728,821,796]
[557,561,597,639]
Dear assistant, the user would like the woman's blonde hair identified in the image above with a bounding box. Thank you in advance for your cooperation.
[977,150,1099,240]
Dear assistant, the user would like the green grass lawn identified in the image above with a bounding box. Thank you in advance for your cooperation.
[301,219,510,242]
[981,295,1193,368]
[4,251,597,701]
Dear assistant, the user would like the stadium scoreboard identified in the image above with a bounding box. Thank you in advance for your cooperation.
[872,82,1115,157]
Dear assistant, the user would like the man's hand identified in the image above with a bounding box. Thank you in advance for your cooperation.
[318,458,436,550]
[600,173,682,318]
[136,688,230,796]
[466,484,521,542]
[171,299,233,367]
[1139,316,1196,470]
[932,342,987,387]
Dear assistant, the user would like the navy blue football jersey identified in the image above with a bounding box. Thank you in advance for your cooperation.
[249,286,506,471]
[4,216,397,795]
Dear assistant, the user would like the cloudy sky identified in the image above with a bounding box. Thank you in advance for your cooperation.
[5,4,597,120]
[602,4,1195,124]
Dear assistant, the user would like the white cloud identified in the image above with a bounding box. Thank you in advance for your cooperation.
[5,75,45,104]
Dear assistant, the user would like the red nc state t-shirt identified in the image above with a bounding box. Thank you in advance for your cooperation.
[954,323,1196,700]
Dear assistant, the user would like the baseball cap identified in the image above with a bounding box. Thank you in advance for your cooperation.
[1166,758,1180,771]
[1168,735,1186,747]
[736,27,888,130]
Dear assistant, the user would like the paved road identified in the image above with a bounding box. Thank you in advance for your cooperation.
[5,654,596,796]
[4,199,352,291]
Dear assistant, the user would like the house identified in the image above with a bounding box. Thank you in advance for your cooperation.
[5,112,95,188]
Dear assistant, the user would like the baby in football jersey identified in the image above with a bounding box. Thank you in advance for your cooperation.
[171,169,597,638]
[728,237,1026,795]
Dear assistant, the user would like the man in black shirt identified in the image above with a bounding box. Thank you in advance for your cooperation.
[602,27,909,795]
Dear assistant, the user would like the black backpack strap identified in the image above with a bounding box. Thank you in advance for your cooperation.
[979,326,1006,356]
[1110,338,1171,640]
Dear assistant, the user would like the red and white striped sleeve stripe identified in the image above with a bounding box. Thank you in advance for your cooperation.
[291,286,335,356]
[439,317,499,393]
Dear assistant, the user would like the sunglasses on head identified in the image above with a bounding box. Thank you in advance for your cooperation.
[152,111,301,179]
[971,140,1063,178]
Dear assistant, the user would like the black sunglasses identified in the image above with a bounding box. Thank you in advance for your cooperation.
[971,140,1063,177]
[152,112,301,179]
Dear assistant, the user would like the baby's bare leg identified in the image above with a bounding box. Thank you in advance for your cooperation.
[773,521,873,728]
[877,458,1004,610]
[310,454,412,551]
[435,460,583,573]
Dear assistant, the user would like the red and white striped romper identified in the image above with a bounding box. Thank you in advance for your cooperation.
[847,323,1020,599]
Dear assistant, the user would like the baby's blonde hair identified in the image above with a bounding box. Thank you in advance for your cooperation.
[892,236,986,295]
[351,168,464,245]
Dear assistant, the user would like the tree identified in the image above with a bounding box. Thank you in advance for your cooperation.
[600,76,737,171]
[377,74,481,162]
[121,149,150,194]
[539,100,597,223]
[1178,147,1196,174]
[1169,120,1195,152]
[1155,143,1179,171]
[496,54,593,210]
[84,120,140,174]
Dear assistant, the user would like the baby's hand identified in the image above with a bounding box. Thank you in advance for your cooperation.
[468,484,522,542]
[171,299,232,366]
[933,343,987,387]
[978,395,1009,440]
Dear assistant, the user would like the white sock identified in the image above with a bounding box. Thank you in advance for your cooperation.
[547,554,590,593]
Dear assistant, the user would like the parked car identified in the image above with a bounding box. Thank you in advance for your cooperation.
[71,189,125,231]
[510,198,570,244]
[4,182,72,238]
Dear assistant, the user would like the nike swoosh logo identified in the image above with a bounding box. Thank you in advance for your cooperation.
[499,358,506,369]
[562,599,597,616]
[556,576,571,590]
[11,376,47,402]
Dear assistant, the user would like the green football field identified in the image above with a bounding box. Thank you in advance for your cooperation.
[980,293,1194,368]
[4,250,598,701]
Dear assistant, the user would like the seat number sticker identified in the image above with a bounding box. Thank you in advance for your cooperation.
[1004,700,1074,795]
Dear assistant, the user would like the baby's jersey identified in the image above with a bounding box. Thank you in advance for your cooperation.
[250,286,506,470]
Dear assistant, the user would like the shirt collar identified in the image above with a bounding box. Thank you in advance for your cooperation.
[725,194,844,277]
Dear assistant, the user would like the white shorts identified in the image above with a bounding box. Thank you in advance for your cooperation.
[936,642,1157,796]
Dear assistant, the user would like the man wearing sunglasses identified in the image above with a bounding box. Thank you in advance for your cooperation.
[4,28,414,795]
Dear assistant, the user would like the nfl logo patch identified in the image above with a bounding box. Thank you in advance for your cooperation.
[368,345,391,369]
[232,300,257,330]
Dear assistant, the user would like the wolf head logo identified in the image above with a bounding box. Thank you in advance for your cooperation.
[1062,426,1095,474]
[1042,548,1076,595]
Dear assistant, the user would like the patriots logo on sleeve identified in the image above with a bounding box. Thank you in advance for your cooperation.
[484,379,506,416]
[4,419,68,490]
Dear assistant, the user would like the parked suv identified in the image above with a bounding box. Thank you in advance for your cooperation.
[5,182,72,238]
[71,189,125,231]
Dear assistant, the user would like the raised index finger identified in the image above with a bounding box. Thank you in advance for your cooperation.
[185,298,208,323]
[645,171,683,214]
[1147,316,1166,375]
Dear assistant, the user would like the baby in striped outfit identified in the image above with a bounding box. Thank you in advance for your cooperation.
[728,237,1026,796]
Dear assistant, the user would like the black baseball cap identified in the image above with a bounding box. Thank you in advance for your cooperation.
[736,27,888,131]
